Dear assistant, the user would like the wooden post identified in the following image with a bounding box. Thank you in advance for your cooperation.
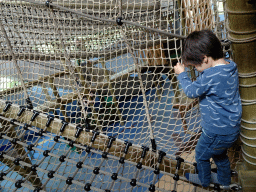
[226,0,256,191]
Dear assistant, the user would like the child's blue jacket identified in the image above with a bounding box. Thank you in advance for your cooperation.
[177,60,242,135]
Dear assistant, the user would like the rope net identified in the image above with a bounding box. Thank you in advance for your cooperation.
[0,0,241,191]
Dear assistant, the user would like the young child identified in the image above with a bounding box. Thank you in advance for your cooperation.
[174,30,242,187]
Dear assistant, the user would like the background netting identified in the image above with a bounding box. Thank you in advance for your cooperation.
[0,0,240,191]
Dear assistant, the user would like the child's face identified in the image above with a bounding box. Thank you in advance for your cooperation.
[185,57,212,72]
[194,62,212,72]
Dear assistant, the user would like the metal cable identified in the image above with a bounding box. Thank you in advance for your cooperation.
[20,0,186,39]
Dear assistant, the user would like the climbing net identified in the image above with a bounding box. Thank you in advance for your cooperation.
[0,0,241,191]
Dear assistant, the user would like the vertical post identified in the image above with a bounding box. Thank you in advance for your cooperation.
[226,0,256,191]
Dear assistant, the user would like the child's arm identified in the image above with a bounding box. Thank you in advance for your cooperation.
[174,63,210,98]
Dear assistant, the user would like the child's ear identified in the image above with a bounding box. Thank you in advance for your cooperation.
[203,56,208,64]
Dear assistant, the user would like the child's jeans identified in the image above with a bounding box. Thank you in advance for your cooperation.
[195,129,239,187]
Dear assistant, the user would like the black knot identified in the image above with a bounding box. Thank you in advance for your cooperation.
[0,172,6,181]
[47,170,55,178]
[43,150,50,157]
[76,161,83,169]
[130,179,136,186]
[102,152,108,159]
[54,136,60,142]
[59,155,66,162]
[111,173,118,180]
[149,184,155,192]
[15,180,24,188]
[66,177,73,185]
[93,167,100,175]
[84,183,91,191]
[31,164,38,172]
[27,144,34,151]
[13,158,21,165]
[116,17,123,26]
[33,187,42,192]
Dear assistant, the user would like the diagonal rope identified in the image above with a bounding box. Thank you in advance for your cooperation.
[0,20,33,109]
[119,28,157,151]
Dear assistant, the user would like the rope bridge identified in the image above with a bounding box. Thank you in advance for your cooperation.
[0,0,241,191]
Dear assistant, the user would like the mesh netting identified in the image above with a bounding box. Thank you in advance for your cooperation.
[0,0,240,192]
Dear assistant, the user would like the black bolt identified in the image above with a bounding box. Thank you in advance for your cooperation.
[0,133,4,139]
[84,183,91,191]
[141,146,149,159]
[130,179,136,186]
[176,156,184,170]
[107,136,116,148]
[27,144,34,151]
[111,173,118,180]
[91,131,99,143]
[93,167,100,175]
[26,97,33,110]
[60,121,68,132]
[30,110,40,121]
[3,101,12,112]
[17,106,26,116]
[151,139,157,152]
[75,125,83,138]
[105,190,110,192]
[76,161,83,169]
[158,150,166,164]
[66,177,73,185]
[124,141,132,154]
[46,115,54,127]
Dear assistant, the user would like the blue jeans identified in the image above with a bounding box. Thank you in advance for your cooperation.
[195,129,239,187]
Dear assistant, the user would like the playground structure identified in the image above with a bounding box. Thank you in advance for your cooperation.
[0,0,255,191]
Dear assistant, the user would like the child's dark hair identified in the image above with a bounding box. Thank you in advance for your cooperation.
[181,30,223,65]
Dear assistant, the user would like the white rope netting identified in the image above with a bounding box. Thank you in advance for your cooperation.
[0,1,238,192]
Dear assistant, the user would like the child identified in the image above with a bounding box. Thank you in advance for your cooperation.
[174,30,242,187]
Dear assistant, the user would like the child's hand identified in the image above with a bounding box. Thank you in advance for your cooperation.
[174,63,185,75]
